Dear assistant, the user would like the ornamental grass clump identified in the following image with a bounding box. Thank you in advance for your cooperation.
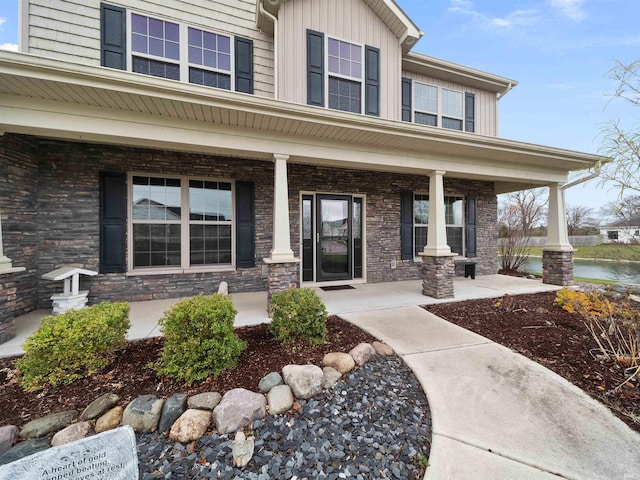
[155,294,246,384]
[269,288,328,345]
[17,302,130,392]
[555,288,639,369]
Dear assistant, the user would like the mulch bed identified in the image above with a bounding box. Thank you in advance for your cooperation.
[425,291,640,433]
[0,316,377,428]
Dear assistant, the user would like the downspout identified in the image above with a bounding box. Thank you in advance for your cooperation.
[259,1,278,99]
[561,160,602,191]
[497,82,513,101]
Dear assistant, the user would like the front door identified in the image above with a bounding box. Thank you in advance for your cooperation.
[316,195,352,281]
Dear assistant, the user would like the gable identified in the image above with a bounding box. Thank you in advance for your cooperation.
[257,0,422,51]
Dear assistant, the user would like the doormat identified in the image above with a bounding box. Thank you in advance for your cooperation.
[320,285,355,291]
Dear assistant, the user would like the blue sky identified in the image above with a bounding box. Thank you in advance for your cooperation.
[0,0,638,213]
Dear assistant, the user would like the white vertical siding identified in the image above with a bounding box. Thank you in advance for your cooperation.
[25,0,275,98]
[402,71,499,136]
[278,0,402,120]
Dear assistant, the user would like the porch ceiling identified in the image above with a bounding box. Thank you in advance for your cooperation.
[0,51,603,192]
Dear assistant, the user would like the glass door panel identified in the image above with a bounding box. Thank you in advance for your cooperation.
[317,195,351,281]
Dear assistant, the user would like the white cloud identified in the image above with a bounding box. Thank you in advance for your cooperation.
[448,1,540,30]
[0,43,18,51]
[548,0,586,21]
[0,17,6,27]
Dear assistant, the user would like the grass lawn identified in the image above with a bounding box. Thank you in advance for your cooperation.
[526,244,640,262]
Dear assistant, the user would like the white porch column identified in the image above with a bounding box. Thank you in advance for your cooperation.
[544,183,572,252]
[422,170,452,256]
[543,183,574,286]
[268,154,296,262]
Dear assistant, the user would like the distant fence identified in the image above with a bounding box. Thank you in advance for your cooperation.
[498,235,599,247]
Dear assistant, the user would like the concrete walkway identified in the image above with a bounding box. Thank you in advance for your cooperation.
[341,306,640,480]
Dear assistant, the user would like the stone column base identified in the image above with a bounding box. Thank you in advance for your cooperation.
[51,291,90,315]
[542,250,574,286]
[420,255,455,299]
[265,261,300,315]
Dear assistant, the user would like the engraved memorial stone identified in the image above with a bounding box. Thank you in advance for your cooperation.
[0,426,138,480]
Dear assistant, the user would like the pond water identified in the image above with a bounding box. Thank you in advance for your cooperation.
[520,257,640,284]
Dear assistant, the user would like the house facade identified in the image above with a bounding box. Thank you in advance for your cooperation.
[600,226,640,244]
[0,0,600,344]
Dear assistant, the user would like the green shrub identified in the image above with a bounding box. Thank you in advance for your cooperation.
[269,288,327,345]
[17,302,130,392]
[155,294,246,383]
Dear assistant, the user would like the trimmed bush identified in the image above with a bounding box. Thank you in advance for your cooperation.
[17,302,130,392]
[155,294,246,384]
[269,288,327,345]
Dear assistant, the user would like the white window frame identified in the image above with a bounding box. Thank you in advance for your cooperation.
[413,193,466,258]
[127,173,236,275]
[413,82,466,131]
[126,10,235,90]
[326,35,365,114]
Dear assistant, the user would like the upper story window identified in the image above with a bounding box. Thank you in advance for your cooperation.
[328,38,363,114]
[402,78,475,132]
[188,28,232,89]
[131,14,180,80]
[307,30,379,116]
[100,4,253,94]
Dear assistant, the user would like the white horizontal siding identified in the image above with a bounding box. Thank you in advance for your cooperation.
[402,71,498,136]
[278,0,402,120]
[25,0,275,98]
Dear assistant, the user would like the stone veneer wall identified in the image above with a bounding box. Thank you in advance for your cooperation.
[1,134,498,310]
[26,136,274,308]
[287,164,498,283]
[0,135,39,342]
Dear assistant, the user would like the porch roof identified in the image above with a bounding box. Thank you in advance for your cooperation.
[0,51,603,193]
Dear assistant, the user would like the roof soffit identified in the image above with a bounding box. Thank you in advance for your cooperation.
[0,51,602,180]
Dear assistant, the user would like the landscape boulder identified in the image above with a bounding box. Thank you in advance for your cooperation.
[212,389,266,434]
[282,364,323,399]
[121,395,164,432]
[0,438,50,466]
[95,406,124,433]
[19,410,79,439]
[0,426,18,457]
[169,409,211,443]
[322,366,342,389]
[80,392,120,421]
[51,421,91,447]
[349,343,377,366]
[372,341,394,356]
[258,372,283,393]
[187,392,222,411]
[322,352,355,374]
[267,385,294,415]
[158,393,188,433]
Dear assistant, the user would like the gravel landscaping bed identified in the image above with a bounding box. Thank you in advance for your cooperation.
[136,355,432,479]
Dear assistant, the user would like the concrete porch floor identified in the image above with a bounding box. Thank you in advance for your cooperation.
[0,274,561,358]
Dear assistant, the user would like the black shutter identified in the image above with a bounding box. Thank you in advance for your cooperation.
[402,77,412,122]
[99,171,127,273]
[400,190,414,260]
[236,181,255,268]
[465,92,475,133]
[235,37,254,94]
[466,196,477,257]
[365,46,380,116]
[100,3,127,70]
[307,30,324,107]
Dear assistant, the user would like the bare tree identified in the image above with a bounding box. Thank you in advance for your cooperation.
[498,189,547,272]
[599,195,640,226]
[566,205,597,235]
[597,60,640,195]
